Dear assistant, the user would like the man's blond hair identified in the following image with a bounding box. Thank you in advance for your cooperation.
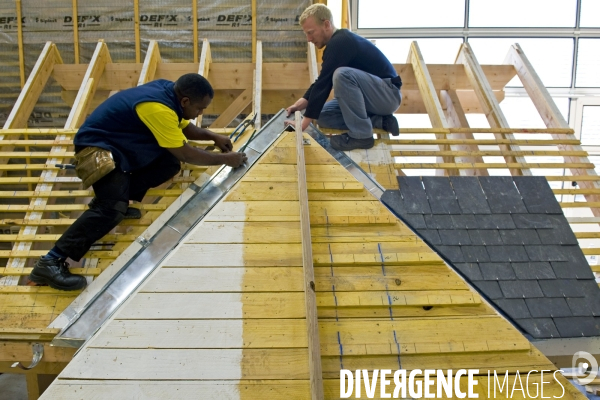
[299,4,334,26]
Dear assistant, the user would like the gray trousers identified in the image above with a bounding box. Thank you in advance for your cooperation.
[316,67,402,139]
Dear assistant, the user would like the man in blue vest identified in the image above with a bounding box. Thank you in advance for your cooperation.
[286,3,402,151]
[29,73,247,291]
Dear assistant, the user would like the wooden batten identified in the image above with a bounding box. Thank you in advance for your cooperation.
[295,112,324,400]
[196,38,212,127]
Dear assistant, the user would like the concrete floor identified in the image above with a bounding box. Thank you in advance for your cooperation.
[0,374,27,400]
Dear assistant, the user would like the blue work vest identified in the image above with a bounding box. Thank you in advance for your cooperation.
[74,80,183,172]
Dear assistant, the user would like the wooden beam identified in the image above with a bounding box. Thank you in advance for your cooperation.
[16,0,25,87]
[72,0,80,64]
[65,40,111,129]
[251,0,257,63]
[196,39,212,127]
[408,41,453,176]
[341,0,350,29]
[254,41,263,130]
[209,89,253,129]
[295,111,324,400]
[440,89,489,177]
[3,42,63,129]
[137,40,161,86]
[192,0,198,63]
[456,43,531,176]
[505,43,600,217]
[134,0,140,63]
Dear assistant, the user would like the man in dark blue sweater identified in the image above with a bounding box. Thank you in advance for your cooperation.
[29,74,247,291]
[286,3,402,151]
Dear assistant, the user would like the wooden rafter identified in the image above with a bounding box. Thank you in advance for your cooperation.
[196,39,212,127]
[505,43,600,218]
[456,43,531,176]
[408,41,454,176]
[440,90,489,176]
[137,40,161,86]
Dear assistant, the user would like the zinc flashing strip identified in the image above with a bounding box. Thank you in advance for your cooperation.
[51,110,288,349]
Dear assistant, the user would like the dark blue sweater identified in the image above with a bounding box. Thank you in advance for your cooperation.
[74,80,183,172]
[303,29,400,119]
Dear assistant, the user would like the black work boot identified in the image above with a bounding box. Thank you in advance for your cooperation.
[382,115,399,136]
[330,133,375,151]
[29,258,87,291]
[123,207,142,219]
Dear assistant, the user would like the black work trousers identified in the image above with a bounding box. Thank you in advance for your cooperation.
[55,152,181,261]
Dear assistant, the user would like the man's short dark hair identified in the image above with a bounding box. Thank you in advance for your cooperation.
[174,73,214,102]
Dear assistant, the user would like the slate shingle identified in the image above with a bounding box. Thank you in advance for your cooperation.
[449,176,492,214]
[487,245,529,262]
[536,215,579,245]
[479,262,517,280]
[424,214,455,229]
[475,281,504,299]
[566,298,598,317]
[479,176,528,214]
[422,177,462,214]
[418,229,442,245]
[436,246,465,263]
[451,214,479,229]
[453,263,483,281]
[397,176,431,214]
[513,176,563,214]
[399,213,427,230]
[554,317,600,337]
[525,245,568,262]
[499,229,541,245]
[439,229,471,245]
[515,318,560,338]
[511,262,556,280]
[499,280,544,298]
[461,246,490,263]
[525,298,572,318]
[495,299,531,319]
[551,261,595,280]
[512,214,554,229]
[477,214,516,229]
[539,280,585,298]
[468,230,503,245]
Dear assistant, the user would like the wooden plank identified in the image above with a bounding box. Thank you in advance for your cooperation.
[89,319,307,349]
[308,43,319,83]
[456,43,530,176]
[391,150,587,157]
[505,43,600,218]
[137,40,161,86]
[59,348,308,380]
[196,39,211,127]
[295,116,324,400]
[116,292,305,319]
[0,341,75,363]
[251,0,257,63]
[192,0,198,62]
[385,138,580,146]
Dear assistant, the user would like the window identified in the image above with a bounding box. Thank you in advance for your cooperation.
[358,0,465,28]
[576,39,600,87]
[373,38,464,64]
[580,0,600,27]
[469,0,577,27]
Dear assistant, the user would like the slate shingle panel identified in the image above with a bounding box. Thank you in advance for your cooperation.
[383,176,600,339]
